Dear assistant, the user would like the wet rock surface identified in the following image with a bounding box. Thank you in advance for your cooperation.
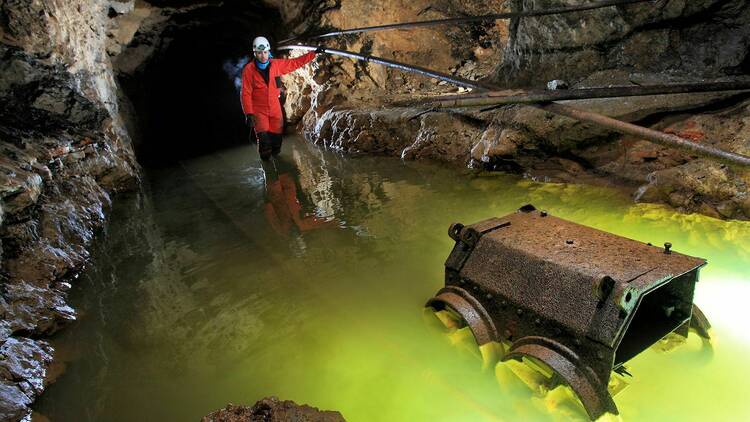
[1,0,139,419]
[278,0,750,220]
[305,107,487,165]
[0,330,53,421]
[496,0,750,87]
[276,0,507,116]
[202,397,346,422]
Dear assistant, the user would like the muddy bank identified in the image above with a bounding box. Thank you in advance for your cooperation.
[202,397,345,422]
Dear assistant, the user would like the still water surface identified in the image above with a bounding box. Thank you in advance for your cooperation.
[36,137,750,421]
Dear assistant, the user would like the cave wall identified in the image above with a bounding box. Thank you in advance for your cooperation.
[488,0,750,219]
[0,1,141,420]
[497,0,750,87]
[276,0,750,219]
[272,0,508,114]
[270,0,509,168]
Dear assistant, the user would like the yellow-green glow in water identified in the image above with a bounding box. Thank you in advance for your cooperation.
[36,137,750,421]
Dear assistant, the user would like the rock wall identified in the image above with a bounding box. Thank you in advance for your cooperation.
[278,0,750,219]
[0,0,139,420]
[274,0,508,117]
[202,397,345,422]
[497,0,750,87]
[303,107,487,164]
[488,0,750,218]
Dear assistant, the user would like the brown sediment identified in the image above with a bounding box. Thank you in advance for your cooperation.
[201,397,346,422]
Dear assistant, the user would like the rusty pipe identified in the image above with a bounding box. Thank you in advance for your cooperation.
[276,45,491,91]
[278,47,750,168]
[539,102,750,167]
[407,80,750,108]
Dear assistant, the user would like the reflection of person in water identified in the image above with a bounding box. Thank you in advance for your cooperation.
[261,157,336,237]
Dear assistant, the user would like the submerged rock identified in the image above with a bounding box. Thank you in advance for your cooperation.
[201,397,346,422]
[0,336,53,422]
[0,381,31,422]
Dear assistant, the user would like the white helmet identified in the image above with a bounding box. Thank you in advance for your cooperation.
[252,36,271,52]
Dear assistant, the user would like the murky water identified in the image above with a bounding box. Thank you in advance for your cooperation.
[35,136,750,421]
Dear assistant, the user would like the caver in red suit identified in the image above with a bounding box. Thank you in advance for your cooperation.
[241,37,319,160]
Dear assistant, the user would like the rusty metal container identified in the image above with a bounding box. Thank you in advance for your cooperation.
[426,205,711,420]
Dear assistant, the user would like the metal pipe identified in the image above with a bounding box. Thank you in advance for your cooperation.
[408,80,750,108]
[539,102,750,167]
[279,46,750,168]
[280,0,653,44]
[277,45,492,91]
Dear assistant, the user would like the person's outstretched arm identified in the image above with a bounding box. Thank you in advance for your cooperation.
[275,51,317,75]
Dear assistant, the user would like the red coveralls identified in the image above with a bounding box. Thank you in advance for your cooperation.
[240,52,316,134]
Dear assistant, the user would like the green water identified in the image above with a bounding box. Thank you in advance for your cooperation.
[35,136,750,421]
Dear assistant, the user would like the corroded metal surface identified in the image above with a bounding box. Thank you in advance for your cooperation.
[427,205,710,420]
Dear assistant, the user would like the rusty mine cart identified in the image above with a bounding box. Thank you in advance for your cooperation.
[426,205,712,420]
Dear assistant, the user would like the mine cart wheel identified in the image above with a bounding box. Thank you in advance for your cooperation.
[426,287,504,370]
[424,304,505,371]
[423,304,466,331]
[503,337,618,421]
[498,356,608,420]
[689,304,712,340]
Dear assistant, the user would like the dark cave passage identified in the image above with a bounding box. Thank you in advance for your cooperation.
[122,2,289,167]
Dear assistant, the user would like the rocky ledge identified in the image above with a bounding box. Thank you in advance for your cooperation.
[202,397,346,422]
[284,0,750,220]
[302,89,750,219]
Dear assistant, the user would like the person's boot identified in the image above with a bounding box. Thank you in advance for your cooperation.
[271,133,283,156]
[257,132,273,161]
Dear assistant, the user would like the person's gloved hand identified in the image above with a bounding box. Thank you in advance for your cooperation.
[315,45,325,54]
[245,114,256,128]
